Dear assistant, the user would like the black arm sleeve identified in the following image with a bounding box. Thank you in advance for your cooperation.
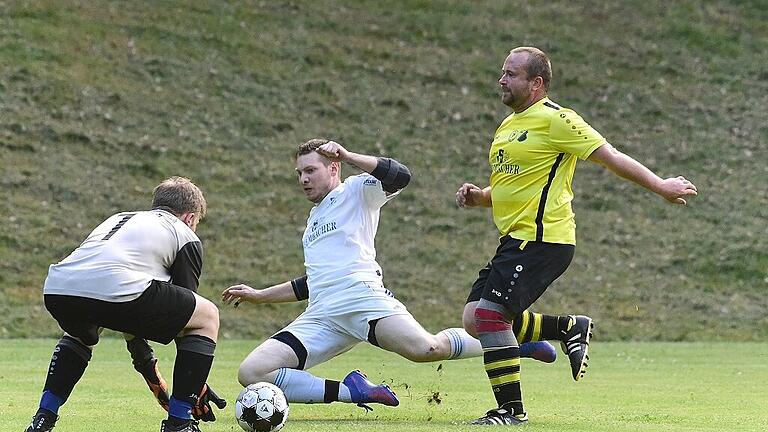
[370,157,411,193]
[169,241,203,292]
[290,275,309,301]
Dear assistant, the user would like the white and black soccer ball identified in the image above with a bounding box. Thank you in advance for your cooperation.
[235,382,289,432]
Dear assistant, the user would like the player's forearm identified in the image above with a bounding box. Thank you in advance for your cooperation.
[477,186,493,207]
[342,151,379,173]
[589,144,665,196]
[250,281,298,304]
[605,153,664,195]
[473,186,493,207]
[345,151,411,192]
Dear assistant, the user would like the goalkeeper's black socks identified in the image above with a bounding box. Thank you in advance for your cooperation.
[41,336,92,411]
[169,335,216,421]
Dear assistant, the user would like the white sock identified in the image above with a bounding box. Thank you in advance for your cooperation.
[273,368,352,403]
[438,328,483,359]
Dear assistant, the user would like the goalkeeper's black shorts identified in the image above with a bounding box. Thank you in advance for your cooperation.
[44,280,196,346]
[465,236,574,314]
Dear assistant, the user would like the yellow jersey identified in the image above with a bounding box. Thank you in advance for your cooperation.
[489,97,605,245]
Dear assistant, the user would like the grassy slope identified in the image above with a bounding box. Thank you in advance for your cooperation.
[4,340,768,431]
[1,0,767,340]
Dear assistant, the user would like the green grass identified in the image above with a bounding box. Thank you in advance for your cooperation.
[4,339,767,431]
[2,0,767,341]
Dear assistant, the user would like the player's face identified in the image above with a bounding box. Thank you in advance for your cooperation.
[295,152,339,203]
[499,52,536,111]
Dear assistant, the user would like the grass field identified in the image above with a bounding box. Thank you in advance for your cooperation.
[4,339,767,431]
[2,0,768,342]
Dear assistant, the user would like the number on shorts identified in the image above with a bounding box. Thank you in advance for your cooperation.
[102,213,136,240]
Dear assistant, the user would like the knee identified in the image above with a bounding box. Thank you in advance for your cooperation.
[474,307,511,333]
[199,298,220,331]
[237,358,269,386]
[462,311,477,338]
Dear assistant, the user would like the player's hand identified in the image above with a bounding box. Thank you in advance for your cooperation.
[456,183,483,208]
[137,358,170,412]
[659,176,698,205]
[192,383,227,422]
[222,283,260,307]
[317,140,348,162]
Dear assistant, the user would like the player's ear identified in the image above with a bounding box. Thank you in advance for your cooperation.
[330,161,341,177]
[180,212,197,229]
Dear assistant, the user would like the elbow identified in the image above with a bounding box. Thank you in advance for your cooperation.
[374,157,411,192]
[388,164,411,191]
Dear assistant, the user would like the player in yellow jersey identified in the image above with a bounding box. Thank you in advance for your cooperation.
[455,47,698,426]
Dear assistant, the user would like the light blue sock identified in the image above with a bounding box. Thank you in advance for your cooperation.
[439,328,483,359]
[274,368,351,403]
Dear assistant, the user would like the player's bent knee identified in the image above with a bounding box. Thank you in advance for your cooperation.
[184,296,220,340]
[462,314,478,338]
[197,297,220,327]
[463,302,479,337]
[237,359,271,386]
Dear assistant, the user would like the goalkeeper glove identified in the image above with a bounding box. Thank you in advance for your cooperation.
[126,337,170,412]
[192,383,227,422]
[135,357,170,411]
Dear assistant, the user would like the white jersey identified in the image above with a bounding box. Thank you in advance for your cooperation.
[44,209,203,302]
[302,174,400,302]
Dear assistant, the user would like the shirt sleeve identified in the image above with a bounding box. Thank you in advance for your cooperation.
[548,109,606,160]
[350,174,401,209]
[169,240,203,291]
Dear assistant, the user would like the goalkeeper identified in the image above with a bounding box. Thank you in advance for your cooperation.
[24,177,225,432]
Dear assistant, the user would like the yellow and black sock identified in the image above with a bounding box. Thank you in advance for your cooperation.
[513,310,572,342]
[483,346,523,414]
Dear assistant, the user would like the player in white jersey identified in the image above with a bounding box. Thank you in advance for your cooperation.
[221,139,554,409]
[25,177,224,432]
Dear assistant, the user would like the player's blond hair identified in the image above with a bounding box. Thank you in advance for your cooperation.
[152,176,207,220]
[510,46,552,91]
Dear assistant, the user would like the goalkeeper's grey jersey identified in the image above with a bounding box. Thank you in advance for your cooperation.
[43,209,203,302]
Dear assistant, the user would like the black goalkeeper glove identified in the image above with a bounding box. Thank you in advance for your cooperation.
[192,383,227,422]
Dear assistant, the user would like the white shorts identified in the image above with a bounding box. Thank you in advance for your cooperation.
[278,281,410,370]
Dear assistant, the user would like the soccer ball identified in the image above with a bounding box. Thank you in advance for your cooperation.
[235,382,289,432]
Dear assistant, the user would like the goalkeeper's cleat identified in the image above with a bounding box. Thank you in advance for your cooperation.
[342,370,399,408]
[137,358,170,411]
[159,419,201,432]
[25,409,58,432]
[520,341,557,363]
[559,315,594,381]
[470,407,528,425]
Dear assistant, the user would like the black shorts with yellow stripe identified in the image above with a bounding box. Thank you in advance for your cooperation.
[466,236,574,314]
